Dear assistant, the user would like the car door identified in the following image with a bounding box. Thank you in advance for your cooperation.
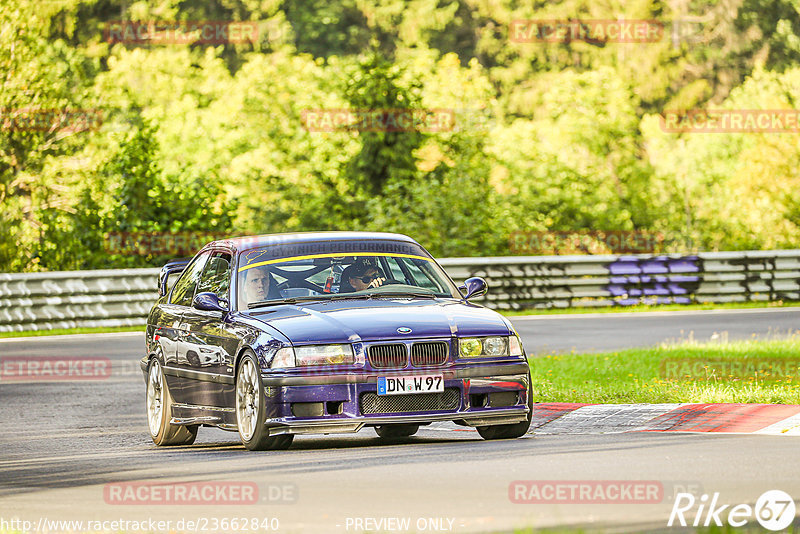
[179,250,240,408]
[166,250,210,404]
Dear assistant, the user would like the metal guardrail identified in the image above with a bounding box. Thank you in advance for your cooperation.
[439,249,800,310]
[0,268,160,332]
[1,250,798,332]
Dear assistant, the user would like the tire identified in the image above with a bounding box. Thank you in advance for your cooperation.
[235,351,294,451]
[146,358,198,446]
[375,424,419,438]
[186,351,200,367]
[476,373,534,441]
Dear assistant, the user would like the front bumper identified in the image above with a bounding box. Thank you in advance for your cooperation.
[265,408,528,436]
[259,362,531,436]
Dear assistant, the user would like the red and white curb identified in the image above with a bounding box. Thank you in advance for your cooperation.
[531,403,800,435]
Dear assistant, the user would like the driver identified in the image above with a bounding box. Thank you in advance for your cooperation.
[339,260,386,292]
[240,266,283,307]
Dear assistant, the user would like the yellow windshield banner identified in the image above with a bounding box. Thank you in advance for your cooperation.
[238,252,433,272]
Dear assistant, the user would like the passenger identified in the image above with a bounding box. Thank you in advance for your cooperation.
[339,260,386,292]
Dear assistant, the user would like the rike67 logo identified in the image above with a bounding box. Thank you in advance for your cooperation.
[669,490,796,531]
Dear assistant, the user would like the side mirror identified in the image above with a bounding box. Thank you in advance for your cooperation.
[461,276,488,300]
[193,292,228,312]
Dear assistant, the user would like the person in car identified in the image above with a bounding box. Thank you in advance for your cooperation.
[339,260,387,292]
[240,266,283,307]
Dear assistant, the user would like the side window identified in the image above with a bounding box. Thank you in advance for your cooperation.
[170,252,210,306]
[196,252,232,301]
[403,259,443,291]
[383,257,407,283]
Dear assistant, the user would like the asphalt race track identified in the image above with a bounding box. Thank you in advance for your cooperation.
[1,308,799,533]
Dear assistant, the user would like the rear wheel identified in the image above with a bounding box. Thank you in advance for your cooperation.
[476,374,533,440]
[146,358,198,446]
[235,351,293,451]
[375,424,419,438]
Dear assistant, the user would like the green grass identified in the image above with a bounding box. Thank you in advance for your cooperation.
[531,336,800,404]
[0,325,143,339]
[502,300,800,316]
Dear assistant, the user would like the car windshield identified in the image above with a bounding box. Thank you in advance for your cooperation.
[237,240,460,309]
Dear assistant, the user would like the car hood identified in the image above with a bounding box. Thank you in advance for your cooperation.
[246,298,512,344]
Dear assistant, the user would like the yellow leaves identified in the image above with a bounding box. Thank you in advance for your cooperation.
[414,142,453,172]
[489,165,516,195]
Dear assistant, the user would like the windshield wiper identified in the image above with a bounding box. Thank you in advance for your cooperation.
[329,293,373,301]
[248,296,332,309]
[248,291,438,309]
[368,291,438,299]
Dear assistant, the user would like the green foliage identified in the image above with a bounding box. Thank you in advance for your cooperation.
[1,0,799,272]
[342,51,424,197]
[0,1,97,271]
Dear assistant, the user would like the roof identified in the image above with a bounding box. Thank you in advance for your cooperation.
[211,231,419,251]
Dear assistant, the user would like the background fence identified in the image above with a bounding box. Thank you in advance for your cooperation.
[1,250,799,332]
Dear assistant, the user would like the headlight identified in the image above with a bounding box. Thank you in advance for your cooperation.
[459,336,522,358]
[483,336,507,356]
[509,335,524,356]
[459,338,483,357]
[271,347,296,368]
[294,344,354,366]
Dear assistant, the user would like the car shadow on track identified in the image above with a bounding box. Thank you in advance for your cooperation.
[0,432,734,497]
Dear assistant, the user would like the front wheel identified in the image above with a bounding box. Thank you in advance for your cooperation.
[146,358,198,446]
[477,374,533,440]
[235,351,293,451]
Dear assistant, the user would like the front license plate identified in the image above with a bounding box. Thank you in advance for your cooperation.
[378,375,444,396]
